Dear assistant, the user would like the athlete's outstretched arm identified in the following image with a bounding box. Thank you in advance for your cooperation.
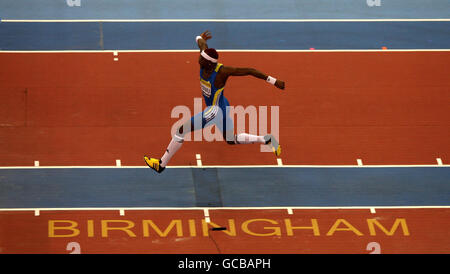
[196,30,212,51]
[222,66,285,90]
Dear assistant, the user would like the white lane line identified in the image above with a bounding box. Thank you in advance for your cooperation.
[1,205,449,213]
[116,159,121,167]
[119,209,125,216]
[196,154,202,167]
[34,161,39,167]
[277,158,283,166]
[357,159,363,166]
[34,210,40,216]
[287,208,293,215]
[2,18,450,23]
[113,51,118,56]
[0,163,449,169]
[370,208,376,214]
[203,208,210,223]
[113,57,119,61]
[2,49,450,53]
[437,158,443,166]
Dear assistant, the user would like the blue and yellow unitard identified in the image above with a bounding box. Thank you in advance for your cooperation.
[190,63,234,136]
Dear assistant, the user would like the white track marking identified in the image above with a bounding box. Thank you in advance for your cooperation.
[437,158,443,166]
[1,163,448,169]
[357,159,363,166]
[1,49,450,54]
[203,208,210,223]
[1,205,448,213]
[287,208,293,215]
[2,19,450,23]
[119,209,125,216]
[196,154,202,167]
[34,161,39,167]
[370,208,376,214]
[116,160,121,167]
[34,210,40,216]
[277,158,283,166]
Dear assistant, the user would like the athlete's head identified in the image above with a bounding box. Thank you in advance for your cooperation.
[199,48,219,70]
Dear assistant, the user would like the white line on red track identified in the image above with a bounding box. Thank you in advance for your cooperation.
[3,205,449,213]
[203,208,210,223]
[2,19,450,23]
[1,163,448,169]
[196,154,202,167]
[1,49,450,53]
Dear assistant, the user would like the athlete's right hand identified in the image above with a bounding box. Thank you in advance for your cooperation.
[275,80,285,90]
[200,30,212,41]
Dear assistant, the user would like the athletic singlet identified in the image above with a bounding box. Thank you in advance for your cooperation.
[200,63,225,107]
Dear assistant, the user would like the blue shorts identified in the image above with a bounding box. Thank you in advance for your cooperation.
[189,98,234,140]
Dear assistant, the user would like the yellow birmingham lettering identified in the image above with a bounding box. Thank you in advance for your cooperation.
[87,220,94,237]
[101,220,136,238]
[327,219,363,236]
[367,218,410,236]
[188,219,197,237]
[202,219,236,236]
[285,219,320,236]
[241,219,281,236]
[48,220,80,238]
[142,220,183,237]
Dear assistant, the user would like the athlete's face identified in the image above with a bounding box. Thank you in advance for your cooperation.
[198,55,215,70]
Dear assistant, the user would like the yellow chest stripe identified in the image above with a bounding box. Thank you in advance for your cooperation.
[200,79,211,87]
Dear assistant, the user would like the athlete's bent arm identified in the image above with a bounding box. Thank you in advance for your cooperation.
[222,66,285,90]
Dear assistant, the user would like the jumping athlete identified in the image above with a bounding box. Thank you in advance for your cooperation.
[144,30,285,173]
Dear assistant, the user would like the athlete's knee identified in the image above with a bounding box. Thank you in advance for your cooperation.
[177,123,191,136]
[177,126,184,135]
[175,125,188,143]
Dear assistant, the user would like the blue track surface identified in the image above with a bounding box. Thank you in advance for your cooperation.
[1,0,449,19]
[0,167,449,208]
[1,21,450,50]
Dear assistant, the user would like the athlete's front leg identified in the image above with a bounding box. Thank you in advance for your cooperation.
[144,112,205,173]
[143,123,186,173]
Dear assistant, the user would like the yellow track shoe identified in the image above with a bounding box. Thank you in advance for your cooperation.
[144,156,165,173]
[264,135,282,157]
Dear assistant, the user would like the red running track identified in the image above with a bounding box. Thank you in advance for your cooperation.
[0,208,449,254]
[1,51,449,254]
[0,51,449,166]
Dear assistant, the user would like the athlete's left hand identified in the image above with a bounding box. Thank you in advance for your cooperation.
[275,80,285,90]
[200,30,212,41]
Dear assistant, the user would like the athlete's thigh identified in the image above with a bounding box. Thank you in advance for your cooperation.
[215,104,234,142]
[184,111,206,134]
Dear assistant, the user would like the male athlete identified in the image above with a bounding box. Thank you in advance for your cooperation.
[144,30,285,173]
